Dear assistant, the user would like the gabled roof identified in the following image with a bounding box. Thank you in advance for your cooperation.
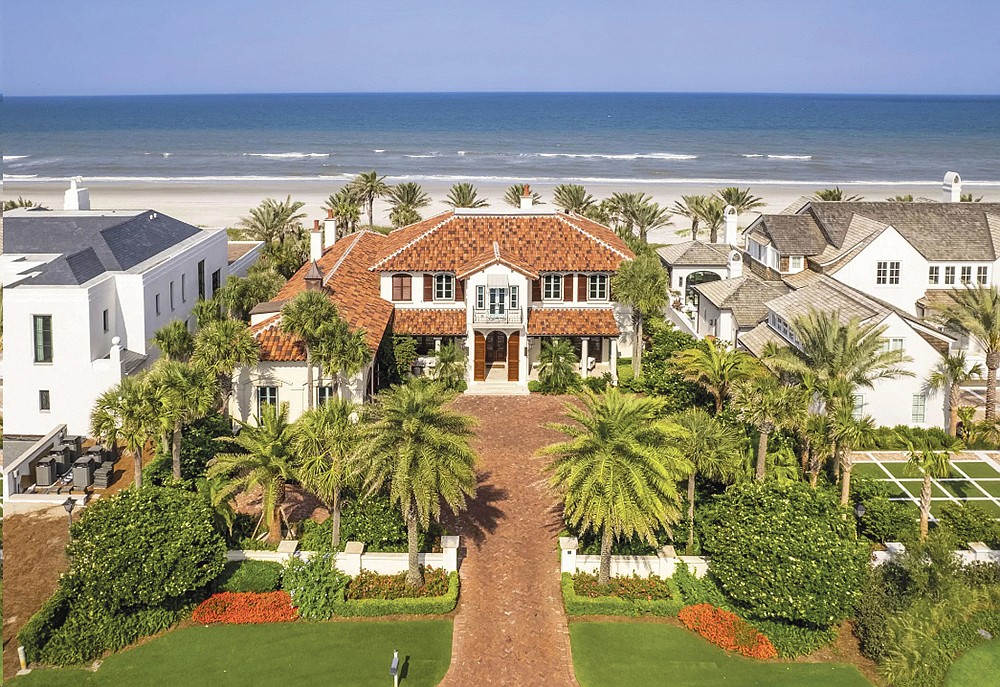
[746,214,828,256]
[455,241,539,279]
[656,241,730,267]
[527,308,620,336]
[694,275,789,328]
[738,321,788,357]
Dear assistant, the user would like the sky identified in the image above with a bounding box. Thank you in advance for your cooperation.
[3,0,999,96]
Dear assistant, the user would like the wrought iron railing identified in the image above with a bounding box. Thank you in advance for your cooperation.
[472,308,523,325]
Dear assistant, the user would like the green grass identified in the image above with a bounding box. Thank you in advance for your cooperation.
[850,464,886,479]
[953,462,1000,479]
[880,462,917,479]
[10,621,453,687]
[976,480,1000,498]
[937,480,979,499]
[945,639,1000,686]
[569,622,871,687]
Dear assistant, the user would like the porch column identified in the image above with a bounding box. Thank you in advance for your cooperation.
[610,338,619,385]
[434,337,442,352]
[580,337,589,378]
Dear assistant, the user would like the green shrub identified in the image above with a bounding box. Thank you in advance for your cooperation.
[527,380,544,393]
[854,566,907,663]
[572,572,677,601]
[860,425,973,451]
[345,567,450,600]
[214,560,283,593]
[936,502,1000,548]
[751,618,837,658]
[964,562,1000,587]
[859,497,918,543]
[145,413,233,486]
[282,554,349,620]
[335,572,459,617]
[298,494,437,553]
[582,373,613,393]
[622,319,711,412]
[18,586,72,663]
[672,564,731,609]
[561,573,683,617]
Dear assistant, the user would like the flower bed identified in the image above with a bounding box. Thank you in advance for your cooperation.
[562,573,683,617]
[678,603,777,660]
[336,571,459,617]
[346,567,451,600]
[192,591,298,625]
[573,572,676,601]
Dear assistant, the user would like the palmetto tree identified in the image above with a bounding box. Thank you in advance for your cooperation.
[904,438,961,540]
[293,399,363,550]
[387,182,431,228]
[236,196,306,245]
[887,194,915,202]
[934,285,1000,421]
[313,317,371,399]
[671,338,761,414]
[672,195,710,241]
[961,193,984,203]
[928,352,983,436]
[732,375,802,481]
[431,342,466,390]
[359,380,478,588]
[444,182,488,209]
[217,269,283,321]
[628,201,672,244]
[543,389,690,584]
[324,187,362,238]
[503,184,544,208]
[152,320,195,362]
[552,184,595,214]
[281,291,339,410]
[604,192,651,237]
[692,196,726,243]
[830,401,876,505]
[209,402,298,544]
[537,338,579,392]
[192,297,224,329]
[91,373,160,489]
[349,171,390,229]
[814,187,863,202]
[673,408,742,551]
[192,317,260,415]
[2,196,46,212]
[715,187,765,215]
[611,252,668,377]
[150,359,218,480]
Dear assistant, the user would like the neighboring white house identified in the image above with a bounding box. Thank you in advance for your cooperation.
[693,274,789,344]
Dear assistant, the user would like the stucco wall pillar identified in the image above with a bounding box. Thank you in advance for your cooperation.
[580,337,589,378]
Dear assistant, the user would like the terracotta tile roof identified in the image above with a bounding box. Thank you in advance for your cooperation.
[455,241,539,279]
[251,315,306,362]
[372,210,633,273]
[392,308,467,335]
[527,308,620,336]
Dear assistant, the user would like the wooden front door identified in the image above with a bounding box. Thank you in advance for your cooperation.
[507,331,520,382]
[485,331,507,364]
[474,332,486,381]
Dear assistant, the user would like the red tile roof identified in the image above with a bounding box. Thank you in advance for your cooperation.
[455,241,539,279]
[392,308,467,335]
[527,308,620,336]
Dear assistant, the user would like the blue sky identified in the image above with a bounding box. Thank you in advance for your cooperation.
[3,0,999,96]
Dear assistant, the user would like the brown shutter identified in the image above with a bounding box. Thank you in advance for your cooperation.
[402,275,411,300]
[532,279,542,302]
[578,274,588,302]
[424,274,434,301]
[507,332,520,382]
[455,277,465,301]
[563,274,574,302]
[474,332,486,381]
[392,275,402,301]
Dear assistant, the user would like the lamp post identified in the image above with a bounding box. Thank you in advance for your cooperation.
[62,497,76,532]
[389,649,399,687]
[853,502,866,520]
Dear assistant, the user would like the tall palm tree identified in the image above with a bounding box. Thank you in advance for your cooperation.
[387,182,431,228]
[324,187,362,239]
[152,320,195,362]
[814,187,863,202]
[903,438,960,540]
[715,187,765,215]
[503,184,543,208]
[431,342,466,390]
[236,196,306,245]
[281,291,339,410]
[151,360,218,480]
[193,318,260,415]
[91,373,160,489]
[359,380,478,588]
[830,402,876,505]
[628,201,672,243]
[537,338,578,392]
[611,253,668,377]
[313,317,371,399]
[928,352,983,436]
[692,196,726,243]
[349,171,390,229]
[673,408,742,551]
[542,389,690,584]
[672,195,710,241]
[209,402,298,544]
[217,269,283,321]
[552,184,595,214]
[732,375,802,481]
[444,182,488,209]
[935,285,1000,421]
[671,339,761,414]
[293,399,363,550]
[604,192,651,236]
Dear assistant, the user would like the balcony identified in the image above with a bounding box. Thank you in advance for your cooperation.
[473,308,523,325]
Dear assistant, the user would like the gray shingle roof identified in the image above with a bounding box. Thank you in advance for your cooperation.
[738,321,788,357]
[748,214,828,256]
[656,240,730,267]
[767,276,882,324]
[695,274,789,328]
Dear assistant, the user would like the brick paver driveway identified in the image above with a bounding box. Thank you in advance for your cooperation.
[438,394,578,686]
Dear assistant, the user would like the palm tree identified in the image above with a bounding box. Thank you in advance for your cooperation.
[192,297,224,329]
[349,171,390,229]
[387,182,431,228]
[293,399,363,550]
[444,182,488,209]
[732,375,801,481]
[543,389,690,584]
[150,360,218,480]
[692,196,726,243]
[152,320,195,362]
[961,193,983,203]
[236,196,306,245]
[904,438,960,540]
[503,184,543,208]
[830,402,876,505]
[2,196,47,212]
[209,402,298,544]
[192,318,260,415]
[672,195,710,241]
[217,269,283,321]
[552,184,595,214]
[715,187,765,215]
[934,285,1000,421]
[814,187,863,202]
[887,194,914,202]
[671,339,761,414]
[281,291,339,410]
[673,408,742,551]
[324,187,362,239]
[537,338,578,392]
[313,317,371,399]
[431,342,466,390]
[611,252,668,377]
[359,380,478,588]
[604,192,651,237]
[91,373,160,489]
[928,352,983,436]
[628,201,672,243]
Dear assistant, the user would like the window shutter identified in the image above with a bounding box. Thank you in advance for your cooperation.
[402,275,411,300]
[532,279,542,302]
[392,276,402,301]
[563,274,574,302]
[424,274,434,301]
[578,274,588,302]
[455,277,465,301]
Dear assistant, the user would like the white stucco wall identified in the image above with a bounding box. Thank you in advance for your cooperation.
[829,227,929,317]
[231,360,372,425]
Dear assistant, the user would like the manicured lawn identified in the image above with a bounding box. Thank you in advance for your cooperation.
[945,639,1000,686]
[569,622,872,687]
[954,462,1000,479]
[11,620,453,687]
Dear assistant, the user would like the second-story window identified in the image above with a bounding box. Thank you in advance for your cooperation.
[876,261,900,285]
[197,259,206,299]
[392,274,412,301]
[434,274,454,300]
[589,274,609,300]
[476,285,485,309]
[509,285,519,309]
[33,314,53,363]
[543,274,563,300]
[945,266,956,285]
[928,266,940,285]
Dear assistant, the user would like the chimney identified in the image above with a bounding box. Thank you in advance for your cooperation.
[310,221,324,262]
[520,185,533,210]
[722,205,738,245]
[324,208,338,247]
[63,176,91,211]
[943,171,962,203]
[304,261,323,291]
[728,249,744,279]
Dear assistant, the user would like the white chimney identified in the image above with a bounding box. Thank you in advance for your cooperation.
[310,220,324,262]
[324,209,337,247]
[520,185,533,210]
[723,205,738,245]
[943,171,962,203]
[728,249,744,279]
[64,176,91,210]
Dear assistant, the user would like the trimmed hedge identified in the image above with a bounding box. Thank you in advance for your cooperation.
[334,571,459,617]
[18,586,73,663]
[215,560,283,593]
[561,573,683,617]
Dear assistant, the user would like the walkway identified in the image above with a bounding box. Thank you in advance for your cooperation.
[438,395,578,686]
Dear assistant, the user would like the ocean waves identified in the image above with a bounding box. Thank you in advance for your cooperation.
[243,152,330,159]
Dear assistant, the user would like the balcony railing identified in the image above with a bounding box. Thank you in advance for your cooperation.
[472,308,523,325]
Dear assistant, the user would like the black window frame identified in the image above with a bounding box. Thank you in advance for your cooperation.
[256,386,278,417]
[39,389,51,411]
[211,269,222,296]
[197,259,206,299]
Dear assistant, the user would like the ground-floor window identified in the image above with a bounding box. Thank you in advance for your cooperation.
[256,385,278,417]
[413,335,455,355]
[911,394,927,423]
[317,385,335,405]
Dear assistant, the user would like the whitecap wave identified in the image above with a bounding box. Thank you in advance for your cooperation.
[243,152,330,159]
[404,153,440,158]
[741,154,764,158]
[4,173,38,179]
[3,155,29,161]
[537,152,697,160]
[767,154,812,160]
[373,149,386,153]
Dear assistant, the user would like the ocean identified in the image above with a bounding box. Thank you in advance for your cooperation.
[4,93,1000,186]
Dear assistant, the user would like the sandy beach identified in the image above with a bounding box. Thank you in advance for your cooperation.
[5,178,999,245]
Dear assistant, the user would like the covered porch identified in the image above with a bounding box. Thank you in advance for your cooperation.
[528,335,618,382]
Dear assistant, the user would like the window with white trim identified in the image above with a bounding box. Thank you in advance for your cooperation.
[978,266,989,285]
[476,285,485,309]
[945,266,956,285]
[788,256,804,272]
[39,390,51,412]
[33,315,53,363]
[876,261,900,285]
[928,266,940,285]
[852,394,865,420]
[911,394,927,423]
[317,386,334,406]
[543,274,563,300]
[589,274,609,300]
[509,285,519,309]
[256,386,278,417]
[881,337,904,352]
[434,274,454,300]
[961,266,973,284]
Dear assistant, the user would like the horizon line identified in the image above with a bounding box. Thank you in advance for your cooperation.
[4,90,1000,99]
